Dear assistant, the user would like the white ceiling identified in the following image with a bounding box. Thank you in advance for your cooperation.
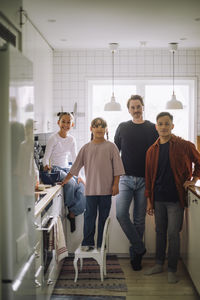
[23,0,200,50]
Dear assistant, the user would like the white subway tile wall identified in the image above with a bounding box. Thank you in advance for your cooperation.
[53,48,200,150]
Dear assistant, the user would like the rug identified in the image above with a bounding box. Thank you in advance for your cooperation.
[51,296,126,300]
[52,255,127,296]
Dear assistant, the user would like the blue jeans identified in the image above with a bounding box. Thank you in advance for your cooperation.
[82,195,111,248]
[53,166,86,216]
[154,201,184,272]
[116,175,146,257]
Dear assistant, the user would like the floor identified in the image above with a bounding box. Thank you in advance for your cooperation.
[51,258,200,300]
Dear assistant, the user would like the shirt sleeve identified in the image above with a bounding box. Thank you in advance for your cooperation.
[43,135,55,166]
[188,141,200,178]
[69,146,85,177]
[114,125,121,152]
[70,136,77,163]
[145,147,152,198]
[112,143,125,176]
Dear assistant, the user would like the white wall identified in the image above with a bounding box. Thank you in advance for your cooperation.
[53,48,200,150]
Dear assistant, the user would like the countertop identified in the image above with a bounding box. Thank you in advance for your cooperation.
[35,184,62,217]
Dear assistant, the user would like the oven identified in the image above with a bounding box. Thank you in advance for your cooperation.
[35,198,58,288]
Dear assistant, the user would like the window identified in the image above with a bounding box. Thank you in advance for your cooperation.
[89,78,196,143]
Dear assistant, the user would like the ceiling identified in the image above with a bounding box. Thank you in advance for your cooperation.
[23,0,200,50]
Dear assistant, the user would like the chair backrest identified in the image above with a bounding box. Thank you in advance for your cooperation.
[100,216,111,251]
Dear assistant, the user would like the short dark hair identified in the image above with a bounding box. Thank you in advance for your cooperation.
[57,112,74,121]
[156,112,173,122]
[127,95,144,109]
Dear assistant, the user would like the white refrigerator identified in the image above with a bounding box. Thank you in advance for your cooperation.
[0,43,36,299]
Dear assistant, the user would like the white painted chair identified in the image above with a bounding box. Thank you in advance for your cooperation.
[73,216,111,282]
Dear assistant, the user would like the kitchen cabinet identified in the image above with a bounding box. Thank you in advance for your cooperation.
[182,188,200,295]
[22,16,53,134]
[0,0,22,36]
[68,197,156,256]
[108,197,156,255]
[35,185,66,300]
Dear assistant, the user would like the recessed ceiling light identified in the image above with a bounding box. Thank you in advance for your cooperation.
[48,19,56,23]
[60,39,67,42]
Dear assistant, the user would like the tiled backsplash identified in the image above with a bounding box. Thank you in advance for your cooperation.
[53,48,200,150]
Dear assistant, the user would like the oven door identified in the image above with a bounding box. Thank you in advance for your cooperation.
[38,215,58,284]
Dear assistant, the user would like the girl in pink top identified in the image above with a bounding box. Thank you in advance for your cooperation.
[62,117,124,250]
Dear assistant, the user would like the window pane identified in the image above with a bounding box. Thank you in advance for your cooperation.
[92,85,136,141]
[145,85,189,140]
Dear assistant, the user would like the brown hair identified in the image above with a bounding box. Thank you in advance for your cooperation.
[57,112,74,121]
[127,95,144,109]
[90,117,109,140]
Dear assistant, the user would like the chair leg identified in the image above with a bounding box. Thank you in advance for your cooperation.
[100,264,104,282]
[73,257,79,282]
[80,257,83,271]
[103,253,107,276]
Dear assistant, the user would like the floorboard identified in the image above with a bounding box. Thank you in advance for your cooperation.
[51,258,200,300]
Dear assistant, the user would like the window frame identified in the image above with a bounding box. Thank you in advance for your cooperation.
[88,77,197,143]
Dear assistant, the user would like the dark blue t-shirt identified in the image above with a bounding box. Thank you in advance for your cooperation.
[154,141,179,202]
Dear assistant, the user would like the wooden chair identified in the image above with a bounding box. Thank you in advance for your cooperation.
[73,216,111,282]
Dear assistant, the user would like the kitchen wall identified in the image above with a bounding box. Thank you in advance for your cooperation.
[53,48,200,150]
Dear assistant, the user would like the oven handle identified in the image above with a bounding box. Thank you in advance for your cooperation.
[37,216,58,232]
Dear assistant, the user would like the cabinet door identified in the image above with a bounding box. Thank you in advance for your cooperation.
[187,191,200,294]
[53,189,63,216]
[108,197,156,255]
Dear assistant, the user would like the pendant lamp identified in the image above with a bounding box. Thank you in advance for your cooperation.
[104,43,121,111]
[166,43,183,109]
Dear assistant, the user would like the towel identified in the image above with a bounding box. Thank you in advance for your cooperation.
[54,216,68,262]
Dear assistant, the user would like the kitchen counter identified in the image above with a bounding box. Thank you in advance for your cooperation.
[182,186,200,295]
[35,184,62,217]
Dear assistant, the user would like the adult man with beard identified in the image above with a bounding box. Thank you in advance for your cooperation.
[114,95,158,271]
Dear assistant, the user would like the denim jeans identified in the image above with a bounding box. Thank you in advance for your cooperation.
[82,195,111,248]
[116,175,146,257]
[154,201,184,272]
[53,166,86,216]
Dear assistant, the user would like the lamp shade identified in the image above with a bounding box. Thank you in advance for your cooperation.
[104,94,121,111]
[166,93,183,109]
[25,102,34,112]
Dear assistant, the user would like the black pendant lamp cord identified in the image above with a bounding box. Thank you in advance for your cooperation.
[172,50,175,95]
[112,50,114,96]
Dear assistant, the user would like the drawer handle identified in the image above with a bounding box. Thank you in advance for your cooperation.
[47,279,54,285]
[35,250,40,258]
[35,279,41,288]
[192,199,198,204]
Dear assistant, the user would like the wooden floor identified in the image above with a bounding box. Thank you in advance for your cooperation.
[51,258,200,300]
[119,257,200,300]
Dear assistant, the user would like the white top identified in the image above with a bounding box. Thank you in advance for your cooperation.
[70,140,125,195]
[43,132,77,168]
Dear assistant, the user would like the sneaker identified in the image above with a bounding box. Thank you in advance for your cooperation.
[131,248,146,271]
[144,264,163,275]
